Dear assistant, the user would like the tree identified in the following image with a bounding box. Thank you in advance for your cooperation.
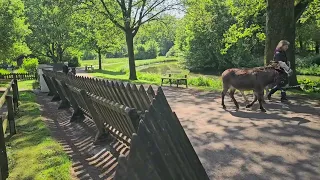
[24,0,76,63]
[0,0,30,63]
[73,10,123,69]
[265,0,314,85]
[82,0,180,80]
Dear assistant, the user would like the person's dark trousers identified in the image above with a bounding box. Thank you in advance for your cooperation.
[267,85,287,101]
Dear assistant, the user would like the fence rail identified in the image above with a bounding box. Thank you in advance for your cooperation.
[0,73,37,80]
[0,79,19,180]
[42,69,209,179]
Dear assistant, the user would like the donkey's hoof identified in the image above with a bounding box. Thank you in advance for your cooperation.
[222,105,226,109]
[246,104,252,108]
[260,108,267,112]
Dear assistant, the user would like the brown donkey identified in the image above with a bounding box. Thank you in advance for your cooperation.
[221,66,281,112]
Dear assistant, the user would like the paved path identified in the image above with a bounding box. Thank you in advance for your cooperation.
[37,85,320,180]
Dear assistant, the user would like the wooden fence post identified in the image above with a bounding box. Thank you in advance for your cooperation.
[6,96,16,135]
[51,78,70,109]
[0,117,9,180]
[12,81,19,113]
[79,90,109,144]
[13,79,19,102]
[60,81,85,122]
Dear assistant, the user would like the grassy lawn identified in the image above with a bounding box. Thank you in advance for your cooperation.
[4,80,72,180]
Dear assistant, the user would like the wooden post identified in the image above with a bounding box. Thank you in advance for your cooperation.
[6,96,16,135]
[13,79,19,102]
[52,78,70,109]
[12,82,19,113]
[79,90,109,144]
[60,81,85,122]
[0,117,9,180]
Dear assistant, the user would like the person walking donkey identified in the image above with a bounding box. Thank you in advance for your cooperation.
[267,40,292,102]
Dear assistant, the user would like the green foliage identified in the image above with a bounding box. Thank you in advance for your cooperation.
[21,57,39,73]
[311,55,320,65]
[15,68,28,73]
[0,0,31,62]
[24,0,77,63]
[297,64,320,76]
[0,69,11,74]
[298,78,320,92]
[64,54,81,67]
[135,40,159,60]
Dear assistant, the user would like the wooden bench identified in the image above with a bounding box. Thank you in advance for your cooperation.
[85,65,94,72]
[161,70,188,88]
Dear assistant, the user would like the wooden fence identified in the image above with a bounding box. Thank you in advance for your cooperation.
[0,80,19,180]
[42,70,209,179]
[0,73,37,80]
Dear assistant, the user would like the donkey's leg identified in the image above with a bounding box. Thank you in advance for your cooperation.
[257,90,266,112]
[221,86,229,109]
[229,88,239,110]
[240,90,249,103]
[246,93,257,108]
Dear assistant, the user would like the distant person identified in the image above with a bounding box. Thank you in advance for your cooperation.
[267,40,292,102]
[62,62,69,75]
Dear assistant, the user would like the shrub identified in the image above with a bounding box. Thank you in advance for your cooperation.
[298,78,320,93]
[15,68,28,73]
[297,64,320,76]
[21,57,39,73]
[311,55,320,65]
[64,54,81,67]
[0,69,10,74]
[135,40,159,60]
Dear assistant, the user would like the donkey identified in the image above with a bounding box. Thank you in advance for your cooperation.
[238,83,274,103]
[221,65,282,112]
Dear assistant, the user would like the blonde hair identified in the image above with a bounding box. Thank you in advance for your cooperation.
[276,40,290,50]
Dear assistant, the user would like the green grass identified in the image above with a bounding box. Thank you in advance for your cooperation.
[5,85,72,179]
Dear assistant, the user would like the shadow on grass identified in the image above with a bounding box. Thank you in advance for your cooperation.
[5,91,72,180]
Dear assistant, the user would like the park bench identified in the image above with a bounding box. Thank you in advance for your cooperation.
[85,65,94,72]
[41,70,210,179]
[161,70,188,88]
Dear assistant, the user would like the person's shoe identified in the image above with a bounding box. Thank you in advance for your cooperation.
[267,94,271,100]
[280,91,288,102]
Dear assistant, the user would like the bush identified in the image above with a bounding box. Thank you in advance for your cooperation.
[15,68,27,73]
[311,55,320,65]
[166,46,183,57]
[0,69,10,74]
[297,64,320,76]
[298,78,320,93]
[64,54,81,67]
[21,57,39,73]
[135,40,159,60]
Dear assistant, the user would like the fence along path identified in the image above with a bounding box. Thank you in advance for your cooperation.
[0,79,20,180]
[41,69,209,179]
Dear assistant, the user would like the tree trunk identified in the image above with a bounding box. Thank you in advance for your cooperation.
[125,31,137,80]
[316,41,319,54]
[265,0,298,85]
[98,48,102,70]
